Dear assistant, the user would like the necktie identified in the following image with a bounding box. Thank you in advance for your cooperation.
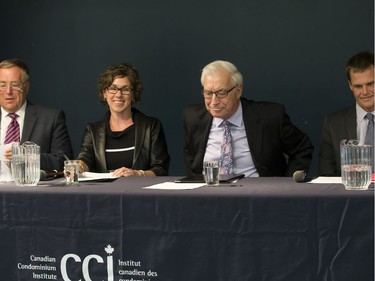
[219,120,234,174]
[364,113,374,147]
[4,113,20,144]
[364,113,374,172]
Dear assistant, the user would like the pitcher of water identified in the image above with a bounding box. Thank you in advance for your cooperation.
[340,139,372,190]
[11,141,40,186]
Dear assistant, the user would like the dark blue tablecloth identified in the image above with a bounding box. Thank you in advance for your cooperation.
[0,177,373,281]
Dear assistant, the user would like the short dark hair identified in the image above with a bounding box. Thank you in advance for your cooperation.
[0,58,30,82]
[97,63,142,103]
[346,51,374,81]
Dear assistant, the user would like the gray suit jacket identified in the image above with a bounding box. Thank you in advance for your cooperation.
[319,106,356,176]
[77,108,170,176]
[19,101,73,171]
[183,97,314,176]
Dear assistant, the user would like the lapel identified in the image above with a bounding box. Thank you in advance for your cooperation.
[197,108,213,159]
[241,99,262,154]
[344,106,357,138]
[21,102,38,143]
[132,110,144,166]
[200,109,213,139]
[95,121,108,172]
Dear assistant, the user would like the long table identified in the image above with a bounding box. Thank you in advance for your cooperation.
[0,177,373,281]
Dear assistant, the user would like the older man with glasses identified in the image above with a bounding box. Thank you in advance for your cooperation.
[183,60,313,177]
[0,58,73,171]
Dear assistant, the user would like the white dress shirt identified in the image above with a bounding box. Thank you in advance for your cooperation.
[204,102,259,177]
[0,102,26,181]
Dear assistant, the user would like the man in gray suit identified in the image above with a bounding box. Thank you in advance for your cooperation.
[319,51,374,176]
[183,60,313,177]
[0,58,73,171]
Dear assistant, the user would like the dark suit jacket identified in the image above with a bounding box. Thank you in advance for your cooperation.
[19,101,74,171]
[319,106,356,176]
[183,97,314,176]
[77,108,170,176]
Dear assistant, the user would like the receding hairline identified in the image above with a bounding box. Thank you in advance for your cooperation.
[201,60,243,86]
[0,59,30,82]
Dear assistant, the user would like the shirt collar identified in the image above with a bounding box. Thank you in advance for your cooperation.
[356,103,375,121]
[212,101,243,128]
[1,102,27,120]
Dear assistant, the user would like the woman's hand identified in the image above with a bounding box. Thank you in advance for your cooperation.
[111,167,144,177]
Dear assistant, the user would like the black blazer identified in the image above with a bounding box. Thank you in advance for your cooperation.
[77,108,170,176]
[183,97,314,176]
[319,106,356,176]
[16,101,74,171]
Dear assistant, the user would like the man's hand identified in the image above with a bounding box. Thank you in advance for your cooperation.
[4,147,12,160]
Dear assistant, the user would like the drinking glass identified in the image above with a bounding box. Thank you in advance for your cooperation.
[203,161,219,187]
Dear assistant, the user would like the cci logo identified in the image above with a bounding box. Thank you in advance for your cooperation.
[60,244,114,281]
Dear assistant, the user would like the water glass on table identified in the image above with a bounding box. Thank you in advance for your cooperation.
[203,161,219,187]
[64,160,80,185]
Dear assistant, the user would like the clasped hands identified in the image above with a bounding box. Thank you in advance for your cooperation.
[111,167,146,177]
[76,160,147,177]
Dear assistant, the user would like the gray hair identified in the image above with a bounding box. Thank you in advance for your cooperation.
[201,60,243,86]
[0,58,30,82]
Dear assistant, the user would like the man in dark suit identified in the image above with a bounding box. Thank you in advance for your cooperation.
[183,60,313,177]
[319,51,374,176]
[0,58,73,171]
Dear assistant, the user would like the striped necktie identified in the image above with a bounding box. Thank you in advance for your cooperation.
[4,113,20,144]
[219,120,234,174]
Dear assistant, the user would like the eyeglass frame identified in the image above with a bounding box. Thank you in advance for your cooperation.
[106,85,133,95]
[0,81,25,91]
[202,85,238,99]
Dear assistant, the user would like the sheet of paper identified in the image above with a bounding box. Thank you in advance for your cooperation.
[308,177,342,184]
[0,144,13,182]
[79,172,119,182]
[143,182,204,190]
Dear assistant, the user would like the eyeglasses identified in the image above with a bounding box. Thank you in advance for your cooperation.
[0,81,24,91]
[107,85,132,95]
[203,85,237,99]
